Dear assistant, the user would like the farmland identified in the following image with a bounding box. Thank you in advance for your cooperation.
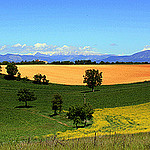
[0,71,150,142]
[1,64,150,85]
[0,64,150,149]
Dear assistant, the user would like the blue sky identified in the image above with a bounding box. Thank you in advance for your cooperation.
[0,0,150,55]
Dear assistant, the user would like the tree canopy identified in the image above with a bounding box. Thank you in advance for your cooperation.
[67,103,94,128]
[17,88,37,107]
[33,73,49,84]
[5,63,18,77]
[83,69,102,92]
[51,94,63,115]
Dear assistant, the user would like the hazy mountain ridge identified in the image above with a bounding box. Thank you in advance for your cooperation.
[0,53,113,63]
[102,50,150,62]
[0,50,150,63]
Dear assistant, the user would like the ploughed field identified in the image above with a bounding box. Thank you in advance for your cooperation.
[1,64,150,85]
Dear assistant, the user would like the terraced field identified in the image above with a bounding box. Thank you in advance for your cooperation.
[1,64,150,85]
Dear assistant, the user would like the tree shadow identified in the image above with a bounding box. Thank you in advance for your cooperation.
[81,90,100,93]
[4,75,16,80]
[75,123,93,129]
[49,114,58,117]
[15,106,34,108]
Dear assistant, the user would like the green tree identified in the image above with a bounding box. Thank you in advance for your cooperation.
[67,105,82,129]
[33,73,43,84]
[42,75,49,84]
[83,69,102,92]
[67,103,94,128]
[81,103,94,127]
[17,88,37,107]
[16,72,21,81]
[51,94,63,115]
[5,63,18,77]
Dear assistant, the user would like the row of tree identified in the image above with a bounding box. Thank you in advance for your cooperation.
[0,63,49,84]
[1,63,103,92]
[1,60,150,65]
[0,60,46,65]
[51,60,97,65]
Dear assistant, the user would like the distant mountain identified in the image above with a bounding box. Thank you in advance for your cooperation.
[0,53,113,63]
[102,50,150,63]
[0,50,150,63]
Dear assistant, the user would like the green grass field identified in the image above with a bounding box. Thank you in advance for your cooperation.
[0,73,150,143]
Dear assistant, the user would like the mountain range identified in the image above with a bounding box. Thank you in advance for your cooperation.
[0,50,150,63]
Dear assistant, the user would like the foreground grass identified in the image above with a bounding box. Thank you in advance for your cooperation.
[1,132,150,150]
[0,74,150,143]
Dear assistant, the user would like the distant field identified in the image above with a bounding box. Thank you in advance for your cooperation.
[1,64,150,85]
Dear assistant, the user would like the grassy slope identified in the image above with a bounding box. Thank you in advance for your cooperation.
[0,74,150,142]
[1,132,150,150]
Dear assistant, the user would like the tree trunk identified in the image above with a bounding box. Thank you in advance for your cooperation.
[54,109,57,115]
[76,123,78,129]
[84,119,87,127]
[25,101,27,107]
[92,87,94,92]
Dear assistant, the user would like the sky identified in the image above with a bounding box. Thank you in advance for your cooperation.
[0,0,150,55]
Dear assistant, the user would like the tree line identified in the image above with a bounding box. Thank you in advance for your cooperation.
[1,60,149,65]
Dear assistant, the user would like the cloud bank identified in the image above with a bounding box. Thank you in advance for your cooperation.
[0,43,101,56]
[142,45,150,51]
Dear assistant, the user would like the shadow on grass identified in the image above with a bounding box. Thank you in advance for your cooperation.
[4,75,16,80]
[49,114,58,117]
[81,90,100,93]
[15,106,34,108]
[75,123,93,129]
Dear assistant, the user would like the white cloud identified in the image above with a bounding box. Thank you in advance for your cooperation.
[34,43,48,48]
[12,43,22,47]
[62,45,69,48]
[142,45,150,51]
[83,46,91,50]
[0,45,7,50]
[22,44,27,48]
[0,43,101,55]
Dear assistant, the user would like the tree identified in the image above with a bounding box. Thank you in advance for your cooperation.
[67,103,94,128]
[42,75,49,85]
[81,103,94,127]
[17,88,37,107]
[16,72,21,81]
[5,63,18,77]
[33,74,49,84]
[83,69,102,92]
[67,105,82,129]
[33,73,43,84]
[51,94,63,115]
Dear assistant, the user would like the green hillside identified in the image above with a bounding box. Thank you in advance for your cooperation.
[0,74,150,142]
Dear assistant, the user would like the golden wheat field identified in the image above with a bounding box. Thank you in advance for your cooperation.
[1,64,150,85]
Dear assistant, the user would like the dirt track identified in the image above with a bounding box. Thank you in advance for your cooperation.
[1,64,150,85]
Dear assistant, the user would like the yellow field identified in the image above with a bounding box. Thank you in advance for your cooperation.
[53,102,150,140]
[1,64,150,85]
